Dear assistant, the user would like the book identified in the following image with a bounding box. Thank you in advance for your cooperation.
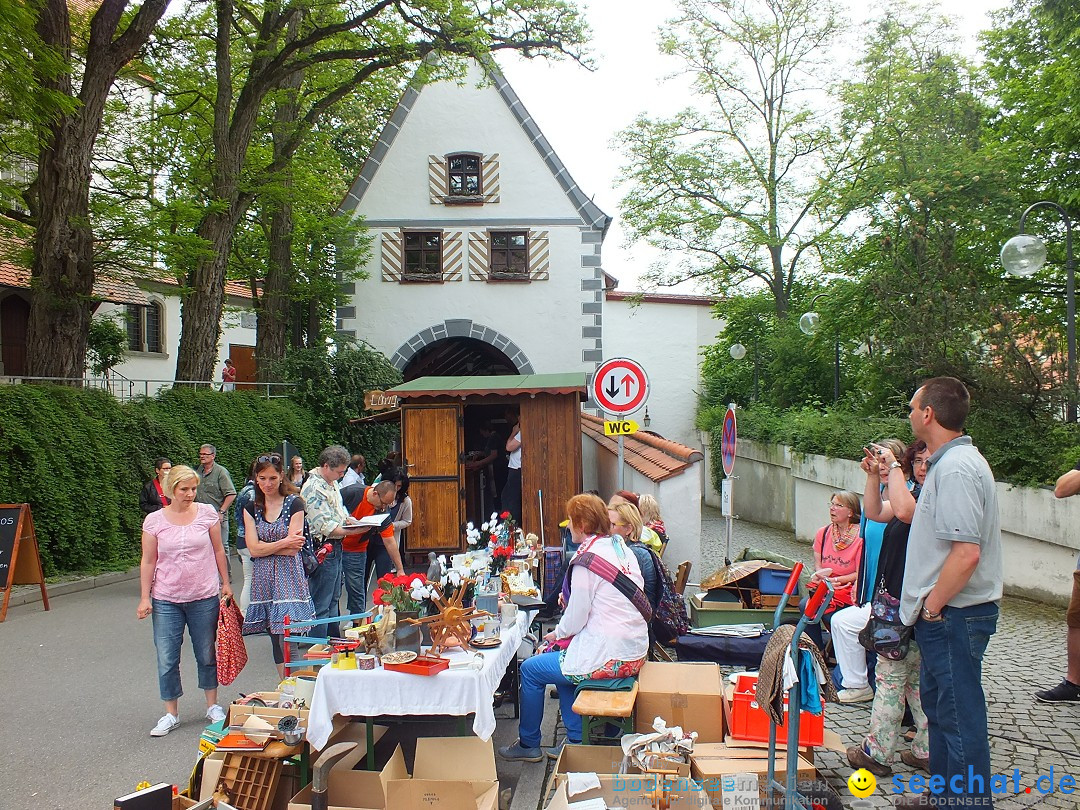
[214,732,270,752]
[114,782,172,810]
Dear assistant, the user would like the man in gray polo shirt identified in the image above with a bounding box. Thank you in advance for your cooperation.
[895,378,1002,810]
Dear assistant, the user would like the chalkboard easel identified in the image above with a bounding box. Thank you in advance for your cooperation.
[0,504,50,622]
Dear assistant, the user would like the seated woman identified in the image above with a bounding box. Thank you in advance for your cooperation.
[499,494,650,762]
[610,502,661,609]
[802,489,864,651]
[608,491,663,554]
[847,440,931,777]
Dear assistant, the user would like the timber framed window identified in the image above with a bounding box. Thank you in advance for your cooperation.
[489,231,529,279]
[125,301,163,353]
[403,231,443,280]
[447,153,482,197]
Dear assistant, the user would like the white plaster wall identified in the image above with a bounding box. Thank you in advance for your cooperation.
[707,438,1079,606]
[604,299,722,449]
[95,295,256,393]
[583,434,703,575]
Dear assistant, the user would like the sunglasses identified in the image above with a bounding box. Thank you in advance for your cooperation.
[257,454,283,465]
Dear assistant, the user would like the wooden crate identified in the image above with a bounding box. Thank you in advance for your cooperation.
[214,753,282,810]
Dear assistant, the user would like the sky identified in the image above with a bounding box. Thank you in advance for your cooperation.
[498,0,1011,293]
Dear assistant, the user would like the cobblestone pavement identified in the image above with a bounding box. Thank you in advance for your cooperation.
[700,507,1080,809]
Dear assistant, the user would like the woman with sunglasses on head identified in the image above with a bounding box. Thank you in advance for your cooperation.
[847,440,931,779]
[140,458,173,514]
[241,453,315,678]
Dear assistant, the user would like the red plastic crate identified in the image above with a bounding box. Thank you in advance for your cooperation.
[729,674,824,747]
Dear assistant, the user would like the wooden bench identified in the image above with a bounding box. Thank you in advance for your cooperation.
[572,680,639,744]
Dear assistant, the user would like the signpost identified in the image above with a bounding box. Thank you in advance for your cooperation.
[0,504,49,622]
[593,358,651,490]
[720,405,737,564]
[603,420,639,437]
[364,390,400,411]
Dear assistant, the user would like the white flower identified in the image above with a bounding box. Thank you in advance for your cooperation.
[410,587,426,602]
[448,570,462,587]
[480,522,489,532]
[490,512,498,522]
[467,535,478,546]
[438,554,447,565]
[409,577,424,590]
[466,522,474,531]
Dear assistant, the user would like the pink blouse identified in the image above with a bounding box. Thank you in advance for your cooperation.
[142,503,221,602]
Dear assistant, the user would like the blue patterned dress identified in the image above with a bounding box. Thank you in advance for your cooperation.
[242,494,315,634]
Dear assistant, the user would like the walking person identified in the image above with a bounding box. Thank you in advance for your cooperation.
[195,444,236,577]
[137,465,232,736]
[233,462,256,614]
[140,457,172,514]
[221,358,236,391]
[241,454,315,678]
[301,445,352,639]
[1031,462,1080,703]
[847,440,931,777]
[895,378,1003,810]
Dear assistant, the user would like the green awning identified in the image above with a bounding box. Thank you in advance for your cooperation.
[388,373,587,399]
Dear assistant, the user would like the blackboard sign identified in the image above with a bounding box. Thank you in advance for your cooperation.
[0,504,20,590]
[0,504,50,622]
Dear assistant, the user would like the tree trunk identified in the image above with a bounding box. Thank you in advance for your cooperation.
[174,211,234,381]
[25,0,169,380]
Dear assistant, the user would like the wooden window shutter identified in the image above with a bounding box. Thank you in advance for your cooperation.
[381,231,404,281]
[442,231,463,281]
[482,154,500,203]
[528,230,549,280]
[468,231,490,281]
[429,155,446,205]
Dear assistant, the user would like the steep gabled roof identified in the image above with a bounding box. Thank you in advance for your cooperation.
[337,60,611,234]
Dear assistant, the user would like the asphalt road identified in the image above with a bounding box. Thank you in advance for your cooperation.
[0,567,282,810]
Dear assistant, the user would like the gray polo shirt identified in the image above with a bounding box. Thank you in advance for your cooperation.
[195,462,236,512]
[900,436,1003,625]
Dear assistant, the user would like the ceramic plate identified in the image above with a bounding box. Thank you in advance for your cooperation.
[382,651,418,664]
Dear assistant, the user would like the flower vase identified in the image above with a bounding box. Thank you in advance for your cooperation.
[394,609,421,654]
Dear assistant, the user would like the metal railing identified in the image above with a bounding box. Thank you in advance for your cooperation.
[0,374,296,400]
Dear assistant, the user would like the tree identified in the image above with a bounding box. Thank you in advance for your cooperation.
[167,0,590,382]
[23,0,170,380]
[616,0,857,316]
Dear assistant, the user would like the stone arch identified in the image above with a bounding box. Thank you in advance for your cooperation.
[390,319,534,376]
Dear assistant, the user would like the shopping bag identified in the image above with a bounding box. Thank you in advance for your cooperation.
[216,596,248,686]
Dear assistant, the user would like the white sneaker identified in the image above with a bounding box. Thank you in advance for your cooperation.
[206,704,226,724]
[838,686,875,704]
[151,713,180,736]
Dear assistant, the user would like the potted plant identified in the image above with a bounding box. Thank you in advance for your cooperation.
[371,574,435,652]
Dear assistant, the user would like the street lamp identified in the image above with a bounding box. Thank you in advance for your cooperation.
[728,342,758,400]
[1001,201,1076,423]
[799,294,840,403]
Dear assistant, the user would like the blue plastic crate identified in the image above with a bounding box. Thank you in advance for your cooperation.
[758,567,793,595]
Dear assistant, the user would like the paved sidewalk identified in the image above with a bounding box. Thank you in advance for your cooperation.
[701,508,1080,809]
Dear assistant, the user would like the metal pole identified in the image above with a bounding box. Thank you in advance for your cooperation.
[617,434,625,491]
[1019,201,1076,422]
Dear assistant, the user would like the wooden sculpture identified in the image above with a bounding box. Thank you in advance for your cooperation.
[354,622,382,661]
[404,580,490,656]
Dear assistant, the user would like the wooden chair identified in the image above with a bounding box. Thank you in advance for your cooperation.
[572,680,639,745]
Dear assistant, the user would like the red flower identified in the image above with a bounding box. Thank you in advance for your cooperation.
[500,511,511,519]
[493,545,513,559]
[371,588,389,605]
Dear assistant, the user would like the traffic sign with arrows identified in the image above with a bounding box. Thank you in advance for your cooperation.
[592,357,650,415]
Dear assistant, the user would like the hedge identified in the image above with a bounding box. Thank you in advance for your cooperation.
[0,385,362,577]
[703,402,1080,493]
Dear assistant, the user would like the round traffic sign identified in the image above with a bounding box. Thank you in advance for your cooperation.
[593,357,650,415]
[721,406,737,476]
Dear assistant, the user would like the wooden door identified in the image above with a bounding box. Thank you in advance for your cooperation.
[402,403,463,552]
[0,294,30,377]
[520,395,582,548]
[229,344,256,389]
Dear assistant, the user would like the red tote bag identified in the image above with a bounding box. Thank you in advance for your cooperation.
[216,596,248,686]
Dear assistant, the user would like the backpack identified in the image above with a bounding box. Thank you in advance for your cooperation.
[646,549,690,644]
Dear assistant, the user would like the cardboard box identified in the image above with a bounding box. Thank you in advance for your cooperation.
[386,737,499,810]
[545,775,711,809]
[690,742,816,809]
[550,744,691,786]
[635,662,726,742]
[689,592,796,629]
[288,744,408,810]
[229,693,310,730]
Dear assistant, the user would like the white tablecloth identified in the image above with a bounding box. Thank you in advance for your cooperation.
[306,612,528,748]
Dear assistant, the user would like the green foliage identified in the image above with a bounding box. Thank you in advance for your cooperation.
[86,315,127,376]
[0,385,326,577]
[273,342,403,464]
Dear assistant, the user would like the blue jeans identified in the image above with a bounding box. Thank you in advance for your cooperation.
[916,603,998,809]
[341,550,368,617]
[518,652,581,748]
[152,595,219,701]
[308,543,343,638]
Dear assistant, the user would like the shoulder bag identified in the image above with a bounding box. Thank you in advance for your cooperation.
[858,575,913,661]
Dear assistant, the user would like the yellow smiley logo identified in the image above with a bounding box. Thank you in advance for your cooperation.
[848,769,877,798]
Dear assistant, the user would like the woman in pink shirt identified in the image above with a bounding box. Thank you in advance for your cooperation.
[138,464,233,737]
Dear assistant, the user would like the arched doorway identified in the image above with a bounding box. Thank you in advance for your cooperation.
[403,337,517,381]
[0,293,30,376]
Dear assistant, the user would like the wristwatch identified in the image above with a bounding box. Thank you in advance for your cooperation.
[921,606,943,621]
[889,461,903,471]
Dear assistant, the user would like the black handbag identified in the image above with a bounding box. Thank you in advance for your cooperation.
[859,578,914,661]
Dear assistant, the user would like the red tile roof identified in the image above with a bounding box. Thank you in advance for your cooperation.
[580,412,704,482]
[605,290,718,306]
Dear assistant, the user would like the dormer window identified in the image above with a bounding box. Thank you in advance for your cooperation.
[447,153,482,197]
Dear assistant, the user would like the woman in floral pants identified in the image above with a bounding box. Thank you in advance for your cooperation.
[847,441,932,776]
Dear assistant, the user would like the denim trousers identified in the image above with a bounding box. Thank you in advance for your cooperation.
[518,651,581,748]
[307,544,343,638]
[341,550,368,617]
[916,602,998,809]
[152,595,219,701]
